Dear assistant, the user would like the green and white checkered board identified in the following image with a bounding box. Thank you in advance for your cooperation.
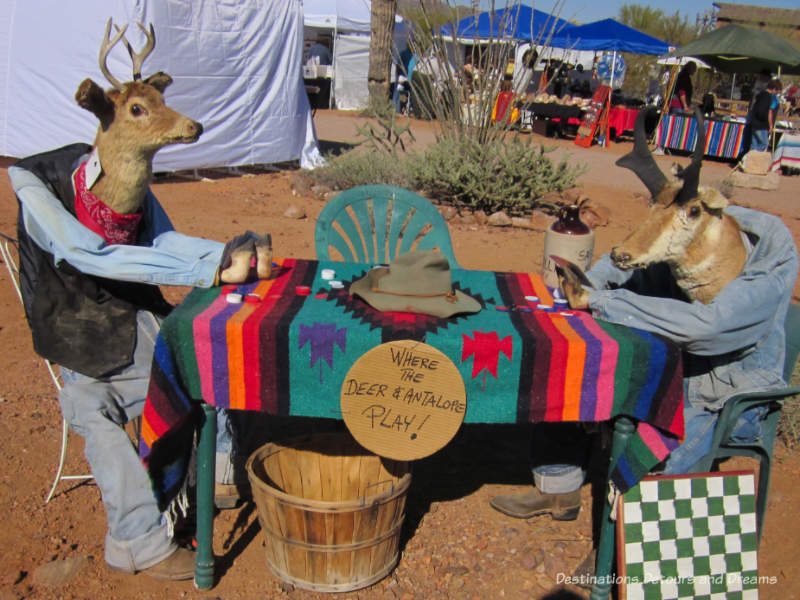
[619,472,759,600]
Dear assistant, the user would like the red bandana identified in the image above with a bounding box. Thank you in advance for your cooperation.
[73,161,143,245]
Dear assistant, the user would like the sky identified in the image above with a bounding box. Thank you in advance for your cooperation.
[475,0,800,26]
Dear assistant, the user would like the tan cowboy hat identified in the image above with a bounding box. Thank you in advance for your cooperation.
[350,249,481,318]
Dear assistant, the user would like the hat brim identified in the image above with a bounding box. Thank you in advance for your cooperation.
[350,268,481,319]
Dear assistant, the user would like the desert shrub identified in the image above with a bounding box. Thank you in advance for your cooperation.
[407,135,585,214]
[305,147,413,190]
[305,2,586,214]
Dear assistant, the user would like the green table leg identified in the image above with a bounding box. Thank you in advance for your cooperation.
[591,416,635,600]
[194,403,216,589]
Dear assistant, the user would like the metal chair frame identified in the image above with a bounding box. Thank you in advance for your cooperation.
[0,233,94,503]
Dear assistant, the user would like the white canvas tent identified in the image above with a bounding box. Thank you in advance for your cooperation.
[0,0,323,171]
[303,0,406,111]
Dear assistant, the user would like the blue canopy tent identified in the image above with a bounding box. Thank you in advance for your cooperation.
[549,18,670,55]
[441,4,572,42]
[549,19,670,90]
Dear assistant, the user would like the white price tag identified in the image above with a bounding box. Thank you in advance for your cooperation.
[84,148,102,189]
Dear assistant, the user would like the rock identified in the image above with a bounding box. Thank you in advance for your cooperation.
[439,206,458,221]
[725,170,779,191]
[739,150,772,175]
[33,556,89,587]
[473,210,488,226]
[287,173,312,197]
[539,191,565,206]
[488,211,512,227]
[511,217,534,229]
[562,188,584,204]
[528,210,553,231]
[311,184,333,200]
[283,204,306,219]
[580,203,610,228]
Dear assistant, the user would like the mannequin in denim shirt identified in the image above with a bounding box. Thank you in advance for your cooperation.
[491,204,798,522]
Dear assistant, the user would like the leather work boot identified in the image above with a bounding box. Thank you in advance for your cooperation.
[140,547,196,581]
[490,487,581,520]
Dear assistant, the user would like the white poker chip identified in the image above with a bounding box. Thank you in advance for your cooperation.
[524,295,540,302]
[226,293,243,304]
[321,268,336,280]
[329,280,344,289]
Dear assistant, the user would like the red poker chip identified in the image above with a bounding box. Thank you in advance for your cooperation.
[295,285,311,296]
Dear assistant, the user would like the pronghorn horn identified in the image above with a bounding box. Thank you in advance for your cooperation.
[615,107,669,199]
[675,108,706,205]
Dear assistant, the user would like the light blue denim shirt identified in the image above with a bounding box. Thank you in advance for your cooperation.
[586,205,798,410]
[9,165,223,288]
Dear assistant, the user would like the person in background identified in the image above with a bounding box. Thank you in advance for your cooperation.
[748,78,783,152]
[307,37,332,66]
[669,61,697,112]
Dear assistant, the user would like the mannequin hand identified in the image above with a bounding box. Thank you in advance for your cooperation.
[216,231,272,285]
[556,266,590,309]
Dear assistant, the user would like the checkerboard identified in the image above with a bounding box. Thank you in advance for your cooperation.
[618,471,759,600]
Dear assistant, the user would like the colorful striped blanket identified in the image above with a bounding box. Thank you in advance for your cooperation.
[656,113,745,159]
[140,258,684,505]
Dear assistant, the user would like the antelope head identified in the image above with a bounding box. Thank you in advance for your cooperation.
[74,19,203,214]
[609,108,747,304]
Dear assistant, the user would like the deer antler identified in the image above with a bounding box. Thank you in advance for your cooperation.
[115,22,156,81]
[99,18,127,91]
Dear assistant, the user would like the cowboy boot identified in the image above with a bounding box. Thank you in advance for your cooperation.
[490,486,581,520]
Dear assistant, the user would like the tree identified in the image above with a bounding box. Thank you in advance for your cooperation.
[368,0,399,104]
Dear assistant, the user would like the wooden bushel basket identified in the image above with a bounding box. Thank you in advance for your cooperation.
[245,432,412,592]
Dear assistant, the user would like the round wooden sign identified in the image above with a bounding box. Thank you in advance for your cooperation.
[340,340,467,461]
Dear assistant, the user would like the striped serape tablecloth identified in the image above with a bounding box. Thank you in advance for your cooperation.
[771,132,800,172]
[140,258,684,504]
[656,113,745,159]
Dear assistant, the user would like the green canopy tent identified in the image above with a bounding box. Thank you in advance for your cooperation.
[667,24,800,75]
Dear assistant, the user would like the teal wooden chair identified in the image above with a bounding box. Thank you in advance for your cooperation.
[314,185,460,267]
[689,302,800,544]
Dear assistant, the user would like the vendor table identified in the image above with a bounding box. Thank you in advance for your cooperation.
[771,132,800,172]
[140,258,684,598]
[519,102,584,133]
[607,106,639,139]
[656,112,746,159]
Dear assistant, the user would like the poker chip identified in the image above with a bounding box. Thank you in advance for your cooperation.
[295,285,311,296]
[328,280,344,289]
[245,294,261,304]
[226,293,243,304]
[320,268,336,280]
[524,295,539,303]
[536,304,555,312]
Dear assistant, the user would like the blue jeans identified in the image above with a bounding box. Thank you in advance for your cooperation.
[530,423,589,494]
[663,400,768,474]
[530,402,767,490]
[750,129,769,152]
[59,311,235,571]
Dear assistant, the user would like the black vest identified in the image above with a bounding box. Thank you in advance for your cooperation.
[15,143,172,378]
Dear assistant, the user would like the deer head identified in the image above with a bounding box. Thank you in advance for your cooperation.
[610,108,746,304]
[74,18,203,214]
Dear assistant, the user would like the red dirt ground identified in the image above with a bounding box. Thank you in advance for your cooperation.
[1,110,799,600]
